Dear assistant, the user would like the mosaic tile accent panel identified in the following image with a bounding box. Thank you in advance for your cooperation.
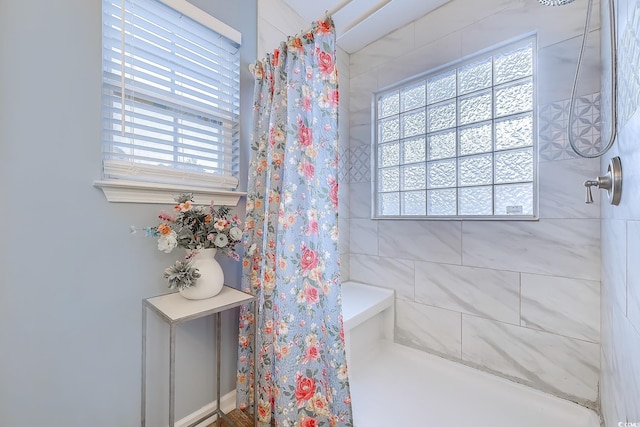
[350,145,371,183]
[338,145,349,183]
[619,0,640,127]
[538,93,601,161]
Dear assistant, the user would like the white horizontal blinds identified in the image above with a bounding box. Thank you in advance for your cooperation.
[102,0,240,188]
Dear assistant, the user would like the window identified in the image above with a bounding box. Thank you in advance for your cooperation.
[373,37,537,219]
[99,0,242,201]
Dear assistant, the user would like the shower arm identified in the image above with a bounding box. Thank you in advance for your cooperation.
[567,0,618,158]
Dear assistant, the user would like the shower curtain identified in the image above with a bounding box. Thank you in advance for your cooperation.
[236,18,353,427]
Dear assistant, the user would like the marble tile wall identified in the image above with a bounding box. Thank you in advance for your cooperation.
[256,0,640,418]
[599,0,640,425]
[345,0,604,409]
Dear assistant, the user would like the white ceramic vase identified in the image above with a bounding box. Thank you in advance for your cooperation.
[179,248,224,300]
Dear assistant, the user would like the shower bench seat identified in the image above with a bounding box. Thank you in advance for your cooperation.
[341,281,395,367]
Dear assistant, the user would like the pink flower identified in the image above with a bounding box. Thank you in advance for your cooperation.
[318,51,334,76]
[302,96,312,112]
[302,161,315,180]
[301,418,318,427]
[304,285,319,305]
[298,124,313,147]
[295,377,316,402]
[214,219,228,230]
[328,176,338,210]
[306,210,319,236]
[306,219,318,236]
[300,247,319,272]
[328,89,339,107]
[174,201,192,212]
[158,211,175,222]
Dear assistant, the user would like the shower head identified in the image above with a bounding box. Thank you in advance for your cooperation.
[538,0,575,5]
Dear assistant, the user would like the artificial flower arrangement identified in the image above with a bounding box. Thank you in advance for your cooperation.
[135,193,242,290]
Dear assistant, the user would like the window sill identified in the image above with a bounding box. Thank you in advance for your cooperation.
[372,214,539,221]
[94,179,246,206]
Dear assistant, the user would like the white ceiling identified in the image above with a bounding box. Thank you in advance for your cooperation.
[283,0,451,53]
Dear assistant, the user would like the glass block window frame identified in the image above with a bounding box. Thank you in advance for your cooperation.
[373,36,538,219]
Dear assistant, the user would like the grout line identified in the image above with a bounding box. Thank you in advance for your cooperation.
[519,272,522,326]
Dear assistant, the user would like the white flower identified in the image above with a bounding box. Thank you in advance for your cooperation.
[247,243,257,256]
[214,233,229,248]
[330,226,339,241]
[229,226,243,241]
[157,231,178,253]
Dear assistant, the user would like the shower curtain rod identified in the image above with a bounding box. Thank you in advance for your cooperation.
[326,0,354,17]
[338,0,391,35]
[251,0,390,69]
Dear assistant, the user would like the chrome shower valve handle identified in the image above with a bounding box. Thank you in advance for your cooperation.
[583,156,622,205]
[584,177,610,204]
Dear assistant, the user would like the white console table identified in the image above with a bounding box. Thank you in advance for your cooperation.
[141,285,256,427]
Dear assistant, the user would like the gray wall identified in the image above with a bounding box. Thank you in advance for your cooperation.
[346,0,603,408]
[0,0,256,425]
[599,0,640,424]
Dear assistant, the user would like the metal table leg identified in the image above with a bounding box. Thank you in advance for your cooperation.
[169,323,176,427]
[216,311,221,424]
[141,304,147,427]
[141,289,256,427]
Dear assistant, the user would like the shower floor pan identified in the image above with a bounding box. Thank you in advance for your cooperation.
[341,281,600,427]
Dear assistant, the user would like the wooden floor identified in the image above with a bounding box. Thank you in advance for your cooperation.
[208,408,254,427]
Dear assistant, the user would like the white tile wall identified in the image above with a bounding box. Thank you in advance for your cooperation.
[461,219,600,280]
[412,0,514,53]
[601,219,627,312]
[376,32,463,90]
[627,221,640,329]
[345,0,604,408]
[600,0,640,423]
[538,35,601,105]
[350,254,414,301]
[460,2,596,54]
[521,274,600,342]
[396,299,462,360]
[257,0,306,56]
[538,157,601,218]
[348,182,372,219]
[617,0,640,127]
[461,315,600,405]
[415,263,520,324]
[349,218,378,255]
[378,221,462,264]
[256,0,640,420]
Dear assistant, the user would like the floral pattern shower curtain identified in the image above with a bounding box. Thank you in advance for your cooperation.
[237,19,353,427]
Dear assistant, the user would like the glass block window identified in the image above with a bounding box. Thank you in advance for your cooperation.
[374,37,537,219]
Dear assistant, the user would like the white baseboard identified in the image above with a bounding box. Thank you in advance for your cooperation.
[174,389,237,427]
